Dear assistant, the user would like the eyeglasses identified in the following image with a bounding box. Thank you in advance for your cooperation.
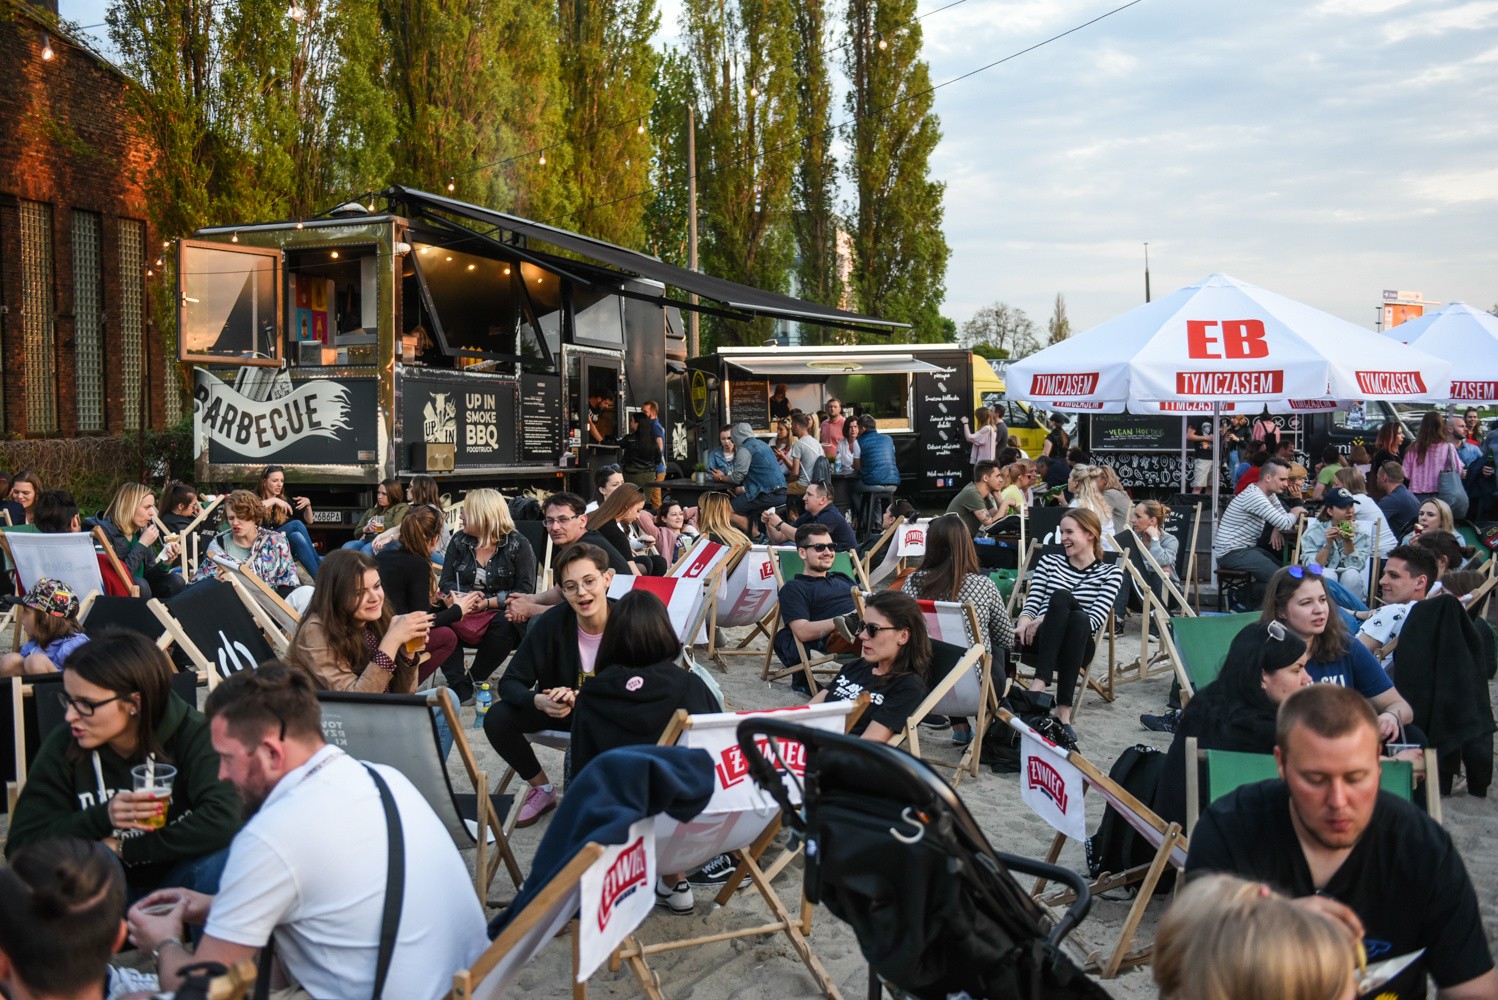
[799,542,836,553]
[58,692,128,717]
[1265,620,1288,641]
[561,575,604,595]
[861,622,898,637]
[1286,564,1324,580]
[543,515,578,527]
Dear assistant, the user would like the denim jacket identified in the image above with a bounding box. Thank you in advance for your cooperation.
[438,531,538,602]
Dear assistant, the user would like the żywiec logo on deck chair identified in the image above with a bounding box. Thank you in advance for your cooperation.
[734,714,1111,1000]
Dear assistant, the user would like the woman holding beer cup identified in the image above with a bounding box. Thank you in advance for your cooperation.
[5,630,240,900]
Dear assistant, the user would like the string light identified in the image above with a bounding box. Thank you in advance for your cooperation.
[295,219,304,229]
[331,250,339,258]
[636,120,646,134]
[877,32,889,50]
[41,33,54,60]
[538,152,546,166]
[230,231,239,243]
[748,83,759,97]
[447,177,456,192]
[287,2,306,22]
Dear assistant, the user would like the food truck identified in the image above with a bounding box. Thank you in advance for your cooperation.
[177,186,900,528]
[687,344,997,495]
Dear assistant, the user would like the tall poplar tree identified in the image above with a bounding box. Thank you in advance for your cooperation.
[684,0,801,347]
[844,0,949,341]
[791,0,841,322]
[643,48,696,267]
[557,0,658,245]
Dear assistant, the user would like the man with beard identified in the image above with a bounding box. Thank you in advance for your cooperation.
[1187,684,1496,1000]
[125,665,486,1000]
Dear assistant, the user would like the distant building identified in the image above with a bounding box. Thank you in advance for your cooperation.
[0,1,174,437]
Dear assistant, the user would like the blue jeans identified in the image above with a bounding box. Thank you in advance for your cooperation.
[273,519,320,576]
[341,538,374,553]
[126,847,230,906]
[1321,575,1367,633]
[431,687,458,761]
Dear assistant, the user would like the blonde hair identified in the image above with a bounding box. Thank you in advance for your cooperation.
[1419,498,1455,535]
[1332,466,1366,494]
[1060,508,1106,562]
[1098,464,1125,493]
[1154,874,1354,1000]
[697,493,751,549]
[1067,465,1111,528]
[459,488,514,547]
[1002,460,1034,488]
[105,483,154,540]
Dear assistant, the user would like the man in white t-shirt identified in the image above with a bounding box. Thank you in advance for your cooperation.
[1355,544,1438,669]
[127,666,487,1000]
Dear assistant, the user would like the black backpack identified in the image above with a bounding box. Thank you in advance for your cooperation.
[1085,745,1173,890]
[982,689,1076,774]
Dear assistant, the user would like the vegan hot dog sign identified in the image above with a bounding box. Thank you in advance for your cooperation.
[194,368,378,464]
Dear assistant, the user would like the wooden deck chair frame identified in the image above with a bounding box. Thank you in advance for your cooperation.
[709,546,779,669]
[759,547,870,693]
[8,672,66,815]
[434,691,526,895]
[1149,609,1259,705]
[217,561,301,654]
[90,526,141,597]
[1172,503,1203,614]
[1002,709,1188,979]
[1098,538,1180,701]
[1464,570,1498,620]
[687,542,750,661]
[1183,736,1442,834]
[858,517,902,586]
[152,494,226,576]
[606,697,870,1000]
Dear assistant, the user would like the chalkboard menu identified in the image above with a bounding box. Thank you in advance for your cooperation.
[520,374,563,463]
[728,380,770,432]
[1109,452,1188,490]
[399,371,518,469]
[1090,414,1184,453]
[913,369,968,491]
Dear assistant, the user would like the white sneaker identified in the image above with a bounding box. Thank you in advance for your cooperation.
[654,876,694,914]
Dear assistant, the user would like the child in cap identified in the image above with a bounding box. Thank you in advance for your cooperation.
[0,577,89,676]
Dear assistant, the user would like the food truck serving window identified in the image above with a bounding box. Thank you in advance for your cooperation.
[178,240,282,365]
[827,372,912,431]
[412,242,553,365]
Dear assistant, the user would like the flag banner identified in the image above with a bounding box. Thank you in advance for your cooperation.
[1013,716,1087,840]
[577,819,656,982]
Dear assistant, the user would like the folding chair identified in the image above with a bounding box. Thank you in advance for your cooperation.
[1100,532,1182,699]
[3,529,115,601]
[1003,710,1188,979]
[6,672,64,815]
[512,520,554,593]
[1151,611,1257,702]
[1007,506,1069,614]
[659,535,742,648]
[760,546,869,693]
[212,556,302,654]
[316,690,523,900]
[606,574,708,646]
[859,517,903,587]
[152,580,279,689]
[709,546,780,669]
[154,494,226,577]
[79,593,173,648]
[90,526,140,596]
[609,699,868,1000]
[899,630,998,784]
[1008,547,1131,715]
[1165,503,1202,612]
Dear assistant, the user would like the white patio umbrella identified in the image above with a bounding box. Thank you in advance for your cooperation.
[1007,273,1452,502]
[1379,301,1498,404]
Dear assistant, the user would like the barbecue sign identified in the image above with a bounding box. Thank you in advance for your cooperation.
[194,368,379,465]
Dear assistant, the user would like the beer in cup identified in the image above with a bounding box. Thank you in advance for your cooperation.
[131,762,177,831]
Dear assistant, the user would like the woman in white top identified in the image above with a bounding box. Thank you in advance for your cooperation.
[835,418,861,475]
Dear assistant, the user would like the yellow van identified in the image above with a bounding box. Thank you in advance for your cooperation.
[975,363,1052,457]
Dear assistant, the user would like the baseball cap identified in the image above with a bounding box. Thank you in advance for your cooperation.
[1,577,80,618]
[1323,487,1357,510]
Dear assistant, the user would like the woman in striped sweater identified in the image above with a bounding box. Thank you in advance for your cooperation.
[1015,508,1122,740]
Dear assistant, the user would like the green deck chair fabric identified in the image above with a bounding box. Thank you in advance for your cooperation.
[1171,611,1258,691]
[1205,750,1414,806]
[776,548,862,583]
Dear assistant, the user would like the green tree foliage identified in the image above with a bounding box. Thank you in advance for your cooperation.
[844,0,949,342]
[684,0,801,348]
[643,47,696,267]
[961,302,1038,359]
[1047,292,1072,345]
[557,0,659,245]
[791,0,841,321]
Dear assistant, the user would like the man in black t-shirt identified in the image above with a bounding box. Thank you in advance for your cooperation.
[1188,685,1495,1000]
[773,525,857,693]
[764,482,857,550]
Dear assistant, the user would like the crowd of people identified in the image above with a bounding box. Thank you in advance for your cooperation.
[0,404,1494,1000]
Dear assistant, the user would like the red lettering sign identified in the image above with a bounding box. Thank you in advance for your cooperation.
[1452,381,1498,401]
[1353,371,1426,395]
[1156,401,1214,413]
[675,542,721,579]
[1028,373,1099,397]
[1026,757,1069,812]
[1186,319,1269,359]
[903,529,924,548]
[757,558,774,581]
[598,837,648,931]
[717,736,808,789]
[1053,400,1105,410]
[1287,399,1332,411]
[1174,370,1285,395]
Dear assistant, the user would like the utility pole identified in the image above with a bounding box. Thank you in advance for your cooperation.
[687,103,700,356]
[1144,242,1151,303]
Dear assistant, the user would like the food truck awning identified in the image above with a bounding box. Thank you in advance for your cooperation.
[386,186,910,334]
[723,354,948,378]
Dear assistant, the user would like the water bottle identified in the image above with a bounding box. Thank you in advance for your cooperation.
[474,683,492,729]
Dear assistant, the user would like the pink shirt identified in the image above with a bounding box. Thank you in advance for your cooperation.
[1402,442,1461,494]
[820,415,846,458]
[577,625,603,680]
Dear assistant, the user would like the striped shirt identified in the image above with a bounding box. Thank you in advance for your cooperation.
[1019,553,1123,634]
[1212,484,1300,558]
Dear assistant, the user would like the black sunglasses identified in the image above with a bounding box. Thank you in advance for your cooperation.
[862,622,899,637]
[799,542,836,553]
[599,464,622,474]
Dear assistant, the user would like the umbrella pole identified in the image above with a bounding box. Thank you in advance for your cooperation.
[1211,403,1222,522]
[1179,418,1188,494]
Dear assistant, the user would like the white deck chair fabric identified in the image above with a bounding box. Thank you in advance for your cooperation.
[713,546,778,627]
[6,531,106,597]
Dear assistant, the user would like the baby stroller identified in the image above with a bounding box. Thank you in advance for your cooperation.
[737,718,1110,1000]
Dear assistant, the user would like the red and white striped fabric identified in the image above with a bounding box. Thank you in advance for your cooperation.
[607,574,706,643]
[916,599,976,648]
[667,536,733,582]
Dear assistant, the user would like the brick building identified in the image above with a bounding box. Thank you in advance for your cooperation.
[0,1,177,439]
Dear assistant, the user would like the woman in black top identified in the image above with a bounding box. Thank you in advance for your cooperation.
[436,488,537,702]
[1042,415,1070,459]
[1153,622,1312,828]
[375,505,484,688]
[588,483,664,575]
[619,410,662,491]
[811,590,931,742]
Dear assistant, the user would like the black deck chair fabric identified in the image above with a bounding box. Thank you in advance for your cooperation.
[4,674,64,785]
[83,595,168,641]
[737,719,1109,1000]
[164,580,277,679]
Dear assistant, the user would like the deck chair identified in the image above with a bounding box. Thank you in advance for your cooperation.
[154,494,226,577]
[1183,739,1441,833]
[897,632,995,784]
[79,593,173,647]
[737,713,1111,1000]
[709,546,780,668]
[760,546,869,692]
[316,690,523,899]
[860,516,903,587]
[1099,532,1183,700]
[609,699,868,1000]
[661,535,742,647]
[512,520,553,593]
[1001,710,1188,979]
[1165,503,1203,612]
[1006,506,1069,614]
[606,574,708,645]
[3,529,116,601]
[1152,611,1257,702]
[212,556,301,654]
[90,526,141,596]
[152,580,278,689]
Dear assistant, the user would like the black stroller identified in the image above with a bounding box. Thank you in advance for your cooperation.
[737,718,1110,1000]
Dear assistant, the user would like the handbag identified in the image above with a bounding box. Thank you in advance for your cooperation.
[1435,443,1469,519]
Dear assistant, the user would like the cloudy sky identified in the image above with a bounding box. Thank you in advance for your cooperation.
[64,0,1498,335]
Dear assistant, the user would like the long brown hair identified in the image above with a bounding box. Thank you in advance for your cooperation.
[1260,567,1349,663]
[23,605,84,647]
[863,590,931,686]
[591,482,644,530]
[1410,410,1447,463]
[910,515,979,602]
[298,550,401,674]
[398,505,445,603]
[64,630,176,765]
[407,475,440,507]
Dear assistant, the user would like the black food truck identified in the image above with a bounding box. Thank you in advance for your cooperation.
[177,187,901,532]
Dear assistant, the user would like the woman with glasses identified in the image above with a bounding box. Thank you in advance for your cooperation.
[6,630,240,900]
[486,544,617,828]
[256,465,320,577]
[901,516,1014,745]
[809,590,931,743]
[1151,621,1313,828]
[1260,565,1415,746]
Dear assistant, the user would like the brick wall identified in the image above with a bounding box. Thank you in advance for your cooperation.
[0,10,166,438]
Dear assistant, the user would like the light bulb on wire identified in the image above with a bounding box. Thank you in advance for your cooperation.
[287,3,306,22]
[877,32,888,50]
[539,152,546,166]
[41,33,54,60]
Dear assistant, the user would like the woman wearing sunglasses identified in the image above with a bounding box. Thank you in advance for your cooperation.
[1152,621,1313,829]
[6,630,240,900]
[809,590,931,742]
[1259,565,1415,746]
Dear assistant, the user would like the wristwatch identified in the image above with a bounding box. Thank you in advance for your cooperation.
[153,935,185,964]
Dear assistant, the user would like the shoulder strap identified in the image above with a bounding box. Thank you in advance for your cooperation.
[365,765,405,1000]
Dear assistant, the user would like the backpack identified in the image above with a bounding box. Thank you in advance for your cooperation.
[809,455,832,489]
[1085,745,1173,890]
[982,689,1076,774]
